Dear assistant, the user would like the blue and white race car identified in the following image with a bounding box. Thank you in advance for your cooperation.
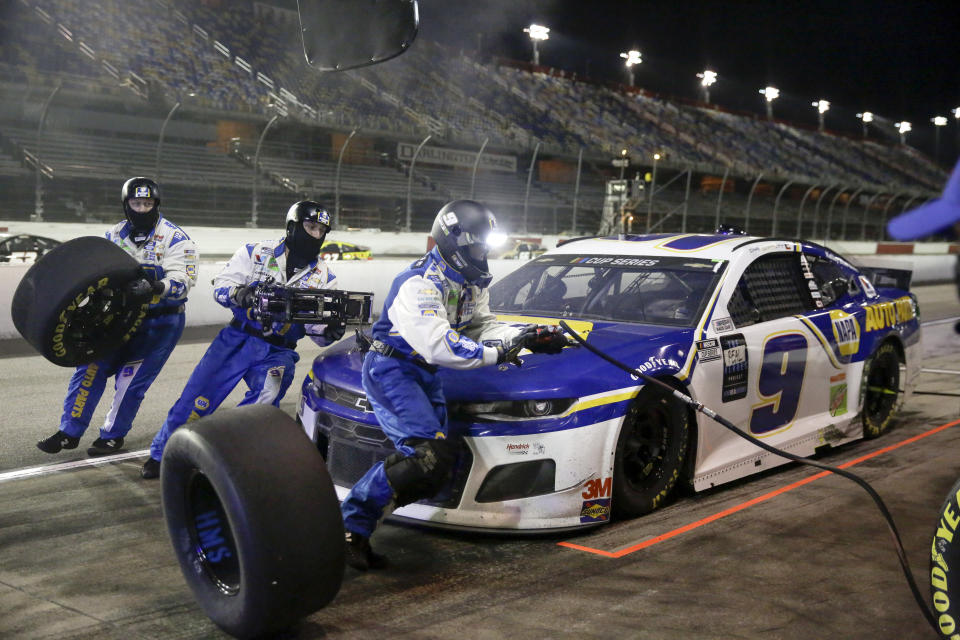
[297,233,920,531]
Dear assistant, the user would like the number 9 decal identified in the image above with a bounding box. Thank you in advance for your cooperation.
[749,332,808,435]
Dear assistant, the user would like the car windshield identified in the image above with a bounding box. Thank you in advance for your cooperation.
[490,253,726,327]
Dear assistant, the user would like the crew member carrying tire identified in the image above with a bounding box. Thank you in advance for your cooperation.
[340,200,569,570]
[141,200,344,479]
[37,177,198,456]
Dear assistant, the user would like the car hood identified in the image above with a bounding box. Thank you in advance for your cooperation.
[313,321,695,401]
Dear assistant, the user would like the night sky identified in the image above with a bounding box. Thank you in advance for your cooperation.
[414,0,960,165]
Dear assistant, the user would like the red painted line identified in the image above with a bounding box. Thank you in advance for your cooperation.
[558,417,960,558]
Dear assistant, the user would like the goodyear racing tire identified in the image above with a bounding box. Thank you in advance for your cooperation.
[930,476,960,638]
[10,236,145,366]
[161,405,344,639]
[861,341,901,439]
[612,383,690,519]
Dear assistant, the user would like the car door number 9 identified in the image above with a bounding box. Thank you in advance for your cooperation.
[749,333,808,434]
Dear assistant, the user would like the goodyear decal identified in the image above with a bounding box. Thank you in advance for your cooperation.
[829,310,860,356]
[864,296,915,331]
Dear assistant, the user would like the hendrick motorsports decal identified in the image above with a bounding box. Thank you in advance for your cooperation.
[720,333,748,402]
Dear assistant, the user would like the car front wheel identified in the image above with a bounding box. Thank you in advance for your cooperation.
[861,341,902,439]
[612,384,690,519]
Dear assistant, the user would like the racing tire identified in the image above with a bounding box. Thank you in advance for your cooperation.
[861,341,902,439]
[10,236,146,366]
[612,383,690,519]
[930,476,960,638]
[161,405,345,639]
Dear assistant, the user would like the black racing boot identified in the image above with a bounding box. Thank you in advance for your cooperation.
[37,430,80,454]
[344,531,388,571]
[140,457,160,479]
[87,436,125,456]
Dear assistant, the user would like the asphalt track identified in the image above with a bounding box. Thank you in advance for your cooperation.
[1,284,959,639]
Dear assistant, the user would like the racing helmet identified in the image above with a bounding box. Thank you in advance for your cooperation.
[430,200,505,287]
[285,200,331,271]
[121,177,161,239]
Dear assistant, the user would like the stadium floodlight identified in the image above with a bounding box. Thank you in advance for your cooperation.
[523,23,549,66]
[954,107,960,119]
[620,50,642,86]
[932,116,948,163]
[895,121,912,145]
[759,86,779,119]
[812,99,830,131]
[697,69,717,102]
[857,111,874,138]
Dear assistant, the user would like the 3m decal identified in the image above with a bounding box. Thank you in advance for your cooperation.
[579,498,611,523]
[749,333,808,434]
[582,477,612,500]
[829,310,861,356]
[720,334,748,402]
[696,338,721,362]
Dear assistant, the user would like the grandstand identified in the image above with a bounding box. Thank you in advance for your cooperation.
[0,0,946,239]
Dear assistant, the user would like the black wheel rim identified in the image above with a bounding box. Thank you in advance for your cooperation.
[865,351,899,425]
[622,402,670,491]
[63,288,142,353]
[184,471,241,596]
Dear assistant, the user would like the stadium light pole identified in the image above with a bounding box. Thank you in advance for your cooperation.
[697,69,717,103]
[895,121,912,145]
[812,99,830,132]
[155,100,181,184]
[334,128,357,228]
[932,116,948,165]
[620,50,642,86]
[523,24,549,66]
[250,113,281,228]
[405,133,431,232]
[857,111,874,139]
[759,86,779,120]
[33,80,62,223]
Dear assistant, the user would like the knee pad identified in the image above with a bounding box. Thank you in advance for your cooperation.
[383,437,458,506]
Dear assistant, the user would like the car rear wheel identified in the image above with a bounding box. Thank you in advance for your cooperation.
[612,384,690,519]
[10,236,146,366]
[161,405,344,639]
[861,341,902,439]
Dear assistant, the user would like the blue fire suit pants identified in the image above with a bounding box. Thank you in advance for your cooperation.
[59,313,185,440]
[341,352,449,538]
[148,325,298,462]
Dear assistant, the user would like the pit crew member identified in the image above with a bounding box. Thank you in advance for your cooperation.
[341,200,568,570]
[38,177,198,456]
[141,200,342,478]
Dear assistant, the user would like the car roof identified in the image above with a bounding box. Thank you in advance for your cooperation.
[550,233,841,263]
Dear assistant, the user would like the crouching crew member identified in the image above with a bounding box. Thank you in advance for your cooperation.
[141,200,343,478]
[38,177,197,456]
[341,200,568,570]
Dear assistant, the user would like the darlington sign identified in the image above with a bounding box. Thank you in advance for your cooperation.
[397,142,517,173]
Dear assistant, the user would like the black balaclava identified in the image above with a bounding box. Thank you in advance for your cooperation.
[121,177,161,245]
[284,201,331,278]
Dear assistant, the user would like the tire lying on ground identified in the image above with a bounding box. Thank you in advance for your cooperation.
[161,405,345,639]
[930,476,960,638]
[10,236,146,366]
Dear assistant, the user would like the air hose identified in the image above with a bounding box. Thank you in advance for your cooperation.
[557,320,939,635]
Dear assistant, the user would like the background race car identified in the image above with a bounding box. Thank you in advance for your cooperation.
[298,232,920,531]
[320,241,372,261]
[499,241,547,260]
[0,233,61,264]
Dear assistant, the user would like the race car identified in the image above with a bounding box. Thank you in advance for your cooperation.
[297,232,920,531]
[499,241,547,260]
[320,240,372,261]
[0,233,61,264]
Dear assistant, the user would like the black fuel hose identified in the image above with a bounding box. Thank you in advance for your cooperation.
[558,320,939,635]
